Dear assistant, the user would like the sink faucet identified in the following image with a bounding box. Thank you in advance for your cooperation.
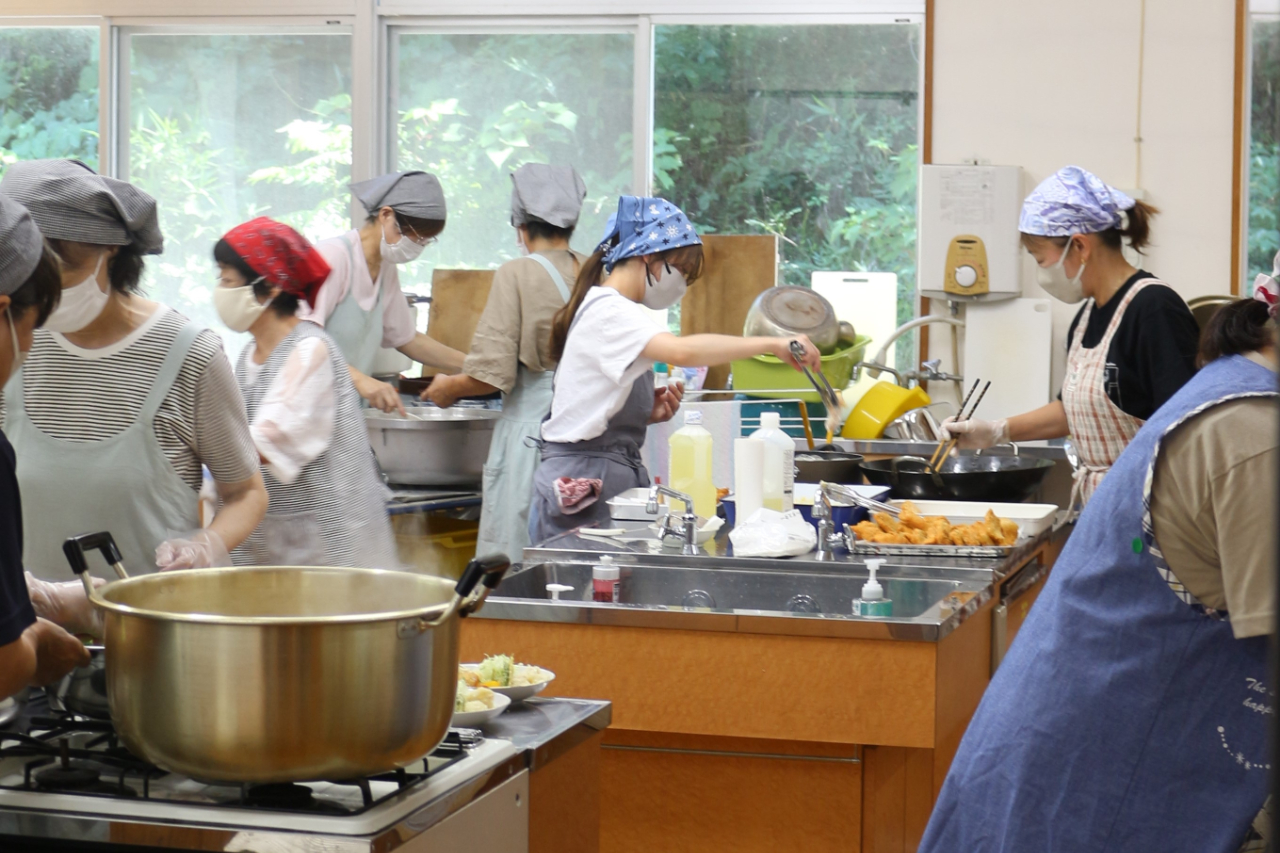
[811,484,853,561]
[647,484,700,557]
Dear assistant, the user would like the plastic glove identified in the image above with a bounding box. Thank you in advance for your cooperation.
[25,572,104,638]
[156,529,230,572]
[938,416,1010,450]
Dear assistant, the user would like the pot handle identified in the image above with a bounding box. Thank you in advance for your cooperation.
[455,553,511,616]
[63,532,130,601]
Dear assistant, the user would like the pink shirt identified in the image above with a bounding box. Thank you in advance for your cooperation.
[298,230,417,349]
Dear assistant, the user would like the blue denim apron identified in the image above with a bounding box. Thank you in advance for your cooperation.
[920,354,1277,853]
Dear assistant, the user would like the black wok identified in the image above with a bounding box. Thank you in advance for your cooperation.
[794,450,864,484]
[860,453,1054,502]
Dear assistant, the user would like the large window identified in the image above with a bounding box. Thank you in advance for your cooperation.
[652,23,920,364]
[0,26,98,169]
[390,29,635,289]
[1250,10,1280,281]
[121,28,352,344]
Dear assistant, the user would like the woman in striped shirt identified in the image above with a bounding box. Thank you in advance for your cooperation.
[213,217,397,569]
[0,159,267,578]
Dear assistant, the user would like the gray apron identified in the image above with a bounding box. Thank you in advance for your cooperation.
[324,231,387,377]
[528,296,655,545]
[6,322,204,578]
[475,252,572,563]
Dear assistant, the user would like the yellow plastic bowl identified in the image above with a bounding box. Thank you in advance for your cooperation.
[842,382,931,439]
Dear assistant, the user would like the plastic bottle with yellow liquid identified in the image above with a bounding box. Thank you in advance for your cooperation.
[668,410,716,518]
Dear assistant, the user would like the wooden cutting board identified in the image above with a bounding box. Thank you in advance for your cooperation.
[679,234,778,390]
[421,268,495,376]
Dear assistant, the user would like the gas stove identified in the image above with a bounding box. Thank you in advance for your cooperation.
[0,695,525,850]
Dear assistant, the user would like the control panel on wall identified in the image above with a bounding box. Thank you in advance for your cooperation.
[919,165,1022,302]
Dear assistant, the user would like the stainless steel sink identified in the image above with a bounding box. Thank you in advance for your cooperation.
[498,561,976,620]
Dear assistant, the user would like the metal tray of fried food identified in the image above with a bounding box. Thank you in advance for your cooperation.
[849,539,1016,558]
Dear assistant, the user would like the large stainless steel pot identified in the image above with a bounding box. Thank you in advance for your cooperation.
[366,407,500,486]
[64,532,509,784]
[743,286,841,354]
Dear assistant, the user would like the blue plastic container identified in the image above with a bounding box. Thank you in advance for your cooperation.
[720,484,890,535]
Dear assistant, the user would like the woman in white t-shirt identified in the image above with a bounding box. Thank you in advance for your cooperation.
[529,196,820,544]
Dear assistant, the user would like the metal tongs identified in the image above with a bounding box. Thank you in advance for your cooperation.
[818,481,900,518]
[789,340,846,437]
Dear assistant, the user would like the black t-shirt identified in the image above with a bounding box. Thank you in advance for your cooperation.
[1058,271,1200,421]
[0,429,36,647]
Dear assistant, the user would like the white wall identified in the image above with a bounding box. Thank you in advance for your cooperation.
[929,0,1238,404]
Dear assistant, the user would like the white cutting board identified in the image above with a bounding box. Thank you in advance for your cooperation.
[811,271,899,368]
[961,298,1053,420]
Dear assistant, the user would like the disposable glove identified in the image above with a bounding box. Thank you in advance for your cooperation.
[938,416,1010,450]
[25,573,104,638]
[155,529,230,572]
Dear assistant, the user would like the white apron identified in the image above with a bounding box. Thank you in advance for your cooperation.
[6,322,204,578]
[1061,279,1153,509]
[475,252,572,563]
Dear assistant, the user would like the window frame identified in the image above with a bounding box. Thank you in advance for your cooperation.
[1243,0,1280,290]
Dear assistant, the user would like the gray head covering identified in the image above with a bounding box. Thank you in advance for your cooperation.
[510,164,587,229]
[0,195,44,297]
[0,159,163,254]
[350,171,447,220]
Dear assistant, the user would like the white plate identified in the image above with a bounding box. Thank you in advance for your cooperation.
[460,665,556,703]
[452,690,511,727]
[889,500,1058,537]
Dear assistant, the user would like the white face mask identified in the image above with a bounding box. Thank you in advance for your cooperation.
[45,253,109,333]
[380,217,427,265]
[4,308,26,386]
[643,262,688,310]
[214,282,270,333]
[1036,237,1086,304]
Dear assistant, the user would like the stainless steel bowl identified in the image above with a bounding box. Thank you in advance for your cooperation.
[743,286,841,354]
[366,407,500,486]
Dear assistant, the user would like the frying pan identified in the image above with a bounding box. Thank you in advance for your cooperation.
[861,452,1054,502]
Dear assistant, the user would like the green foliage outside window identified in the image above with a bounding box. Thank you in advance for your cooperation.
[0,28,98,169]
[1251,20,1280,281]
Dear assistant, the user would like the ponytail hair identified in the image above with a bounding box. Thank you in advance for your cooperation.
[549,242,706,362]
[1099,198,1159,254]
[1197,298,1274,367]
[550,248,610,361]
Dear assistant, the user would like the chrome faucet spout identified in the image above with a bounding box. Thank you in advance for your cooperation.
[647,484,700,556]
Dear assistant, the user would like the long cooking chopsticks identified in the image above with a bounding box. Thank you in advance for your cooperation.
[929,380,991,471]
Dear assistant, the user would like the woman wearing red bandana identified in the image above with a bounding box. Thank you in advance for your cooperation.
[214,218,397,568]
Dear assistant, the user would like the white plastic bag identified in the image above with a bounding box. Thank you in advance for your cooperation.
[728,508,817,558]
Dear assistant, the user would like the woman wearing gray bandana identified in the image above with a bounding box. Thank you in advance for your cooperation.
[301,170,467,415]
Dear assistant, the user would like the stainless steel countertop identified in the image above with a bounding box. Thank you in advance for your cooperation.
[475,522,1070,643]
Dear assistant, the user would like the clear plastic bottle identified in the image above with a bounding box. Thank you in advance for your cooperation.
[668,410,716,518]
[750,411,795,512]
[592,556,621,603]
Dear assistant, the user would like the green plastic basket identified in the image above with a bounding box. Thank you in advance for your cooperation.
[730,335,871,402]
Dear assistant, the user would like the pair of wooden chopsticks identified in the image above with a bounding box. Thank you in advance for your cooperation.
[928,379,991,470]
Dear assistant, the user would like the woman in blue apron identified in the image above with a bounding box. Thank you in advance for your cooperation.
[302,171,467,414]
[527,196,822,544]
[213,217,399,569]
[0,194,101,697]
[424,164,589,563]
[919,284,1278,852]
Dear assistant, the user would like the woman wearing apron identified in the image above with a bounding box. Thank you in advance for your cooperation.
[0,193,93,699]
[920,285,1278,853]
[941,165,1200,508]
[301,171,466,415]
[424,164,589,563]
[0,159,267,577]
[214,218,398,569]
[527,196,822,544]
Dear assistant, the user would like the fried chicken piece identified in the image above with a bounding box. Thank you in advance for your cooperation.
[984,510,1006,545]
[899,504,931,531]
[874,512,902,534]
[1001,519,1020,544]
[853,521,881,541]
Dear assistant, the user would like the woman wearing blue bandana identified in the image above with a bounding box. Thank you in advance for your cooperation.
[940,165,1199,508]
[527,196,821,543]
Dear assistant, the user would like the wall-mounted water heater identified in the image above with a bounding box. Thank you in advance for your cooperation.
[919,164,1022,302]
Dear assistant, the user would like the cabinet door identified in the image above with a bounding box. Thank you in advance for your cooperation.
[600,738,861,853]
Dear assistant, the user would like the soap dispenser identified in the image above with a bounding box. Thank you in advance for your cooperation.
[853,559,893,617]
